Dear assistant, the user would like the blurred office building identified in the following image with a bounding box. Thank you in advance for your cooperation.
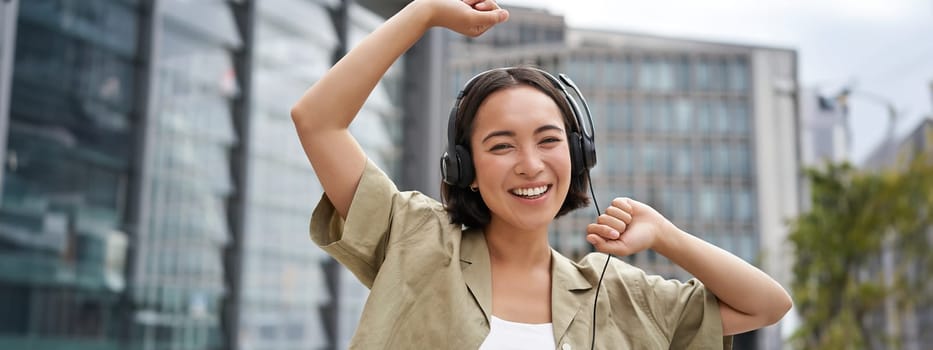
[862,117,933,350]
[0,0,398,349]
[359,3,801,350]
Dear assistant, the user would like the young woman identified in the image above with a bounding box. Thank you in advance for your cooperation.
[291,0,792,349]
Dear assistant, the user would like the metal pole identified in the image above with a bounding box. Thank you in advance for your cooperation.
[0,0,19,200]
[126,0,162,348]
[225,1,257,349]
[884,104,898,161]
[928,81,932,115]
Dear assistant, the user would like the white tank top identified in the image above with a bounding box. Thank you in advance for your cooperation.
[479,315,556,350]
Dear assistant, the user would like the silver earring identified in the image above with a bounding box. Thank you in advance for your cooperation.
[470,185,478,192]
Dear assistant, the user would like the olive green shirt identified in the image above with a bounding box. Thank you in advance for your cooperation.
[310,160,731,349]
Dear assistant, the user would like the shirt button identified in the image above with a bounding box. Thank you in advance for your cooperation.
[562,343,571,350]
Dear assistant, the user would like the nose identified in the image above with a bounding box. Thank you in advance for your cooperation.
[514,148,545,177]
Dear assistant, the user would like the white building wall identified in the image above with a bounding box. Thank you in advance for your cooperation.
[751,49,800,350]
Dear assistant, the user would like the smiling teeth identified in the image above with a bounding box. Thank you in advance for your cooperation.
[512,186,548,197]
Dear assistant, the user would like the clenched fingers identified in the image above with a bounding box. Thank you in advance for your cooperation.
[596,213,627,235]
[587,223,620,241]
[463,0,500,10]
[604,205,632,225]
[611,197,634,213]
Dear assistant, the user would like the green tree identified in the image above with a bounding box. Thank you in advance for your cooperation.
[789,151,933,349]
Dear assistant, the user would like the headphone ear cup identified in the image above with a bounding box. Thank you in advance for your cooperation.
[583,136,597,170]
[569,132,585,175]
[454,144,474,188]
[441,151,458,186]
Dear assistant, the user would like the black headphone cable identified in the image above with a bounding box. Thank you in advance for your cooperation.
[585,171,611,350]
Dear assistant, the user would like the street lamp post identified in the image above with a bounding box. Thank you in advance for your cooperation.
[834,87,901,164]
[928,81,932,114]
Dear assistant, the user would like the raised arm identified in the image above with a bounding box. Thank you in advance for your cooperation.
[290,0,508,218]
[586,198,793,335]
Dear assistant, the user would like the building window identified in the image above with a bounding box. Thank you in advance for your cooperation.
[638,57,654,90]
[641,142,656,175]
[640,98,672,133]
[658,58,675,91]
[697,100,713,132]
[695,59,710,90]
[716,146,731,176]
[736,145,751,176]
[714,99,730,134]
[719,189,734,221]
[674,98,693,133]
[639,100,652,132]
[730,99,749,133]
[675,55,690,91]
[604,56,633,89]
[660,188,676,218]
[606,100,633,131]
[622,141,635,175]
[568,56,597,88]
[702,143,714,177]
[716,59,730,91]
[675,146,693,176]
[734,189,755,221]
[639,57,676,92]
[679,189,694,219]
[728,57,749,92]
[736,234,759,262]
[660,98,674,133]
[700,188,717,220]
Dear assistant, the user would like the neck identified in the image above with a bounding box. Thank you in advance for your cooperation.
[483,218,552,267]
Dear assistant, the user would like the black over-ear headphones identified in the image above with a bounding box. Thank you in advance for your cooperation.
[440,67,597,188]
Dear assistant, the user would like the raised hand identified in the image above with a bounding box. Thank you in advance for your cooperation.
[422,0,509,37]
[292,0,508,218]
[585,197,676,257]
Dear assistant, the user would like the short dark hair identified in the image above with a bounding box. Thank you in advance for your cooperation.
[440,67,590,229]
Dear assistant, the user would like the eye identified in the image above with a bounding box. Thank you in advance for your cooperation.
[489,143,513,152]
[539,137,562,146]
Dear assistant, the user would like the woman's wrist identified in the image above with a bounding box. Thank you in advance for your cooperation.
[402,0,435,33]
[650,221,686,258]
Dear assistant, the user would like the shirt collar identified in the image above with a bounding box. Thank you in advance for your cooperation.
[460,228,595,341]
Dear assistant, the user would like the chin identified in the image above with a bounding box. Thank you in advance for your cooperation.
[515,213,559,231]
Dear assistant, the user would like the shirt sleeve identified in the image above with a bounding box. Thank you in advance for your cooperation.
[639,274,732,349]
[308,159,441,289]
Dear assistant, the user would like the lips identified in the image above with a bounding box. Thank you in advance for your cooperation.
[510,185,551,199]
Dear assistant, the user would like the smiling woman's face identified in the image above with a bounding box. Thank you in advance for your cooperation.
[469,85,573,233]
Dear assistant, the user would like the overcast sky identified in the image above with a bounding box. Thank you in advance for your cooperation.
[502,0,933,162]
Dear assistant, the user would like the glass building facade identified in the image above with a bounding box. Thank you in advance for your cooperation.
[129,1,242,348]
[241,0,336,349]
[0,0,399,349]
[0,1,139,348]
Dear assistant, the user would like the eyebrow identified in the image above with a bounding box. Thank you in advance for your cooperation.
[481,124,565,143]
